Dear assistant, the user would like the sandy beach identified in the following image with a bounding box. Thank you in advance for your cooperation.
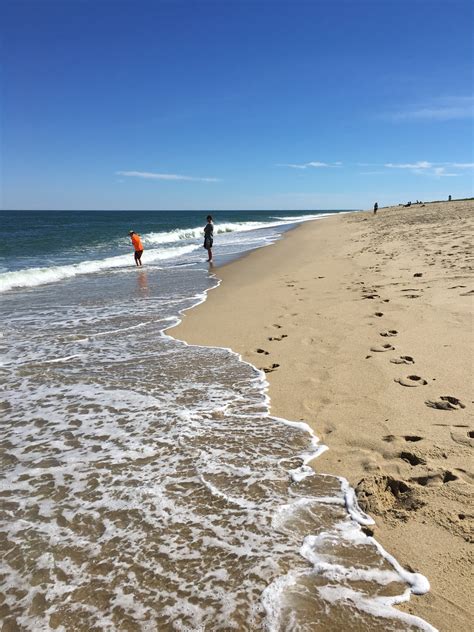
[171,200,474,631]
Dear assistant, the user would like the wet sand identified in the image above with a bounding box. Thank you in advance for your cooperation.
[171,199,474,631]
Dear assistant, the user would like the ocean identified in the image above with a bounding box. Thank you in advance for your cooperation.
[0,210,434,631]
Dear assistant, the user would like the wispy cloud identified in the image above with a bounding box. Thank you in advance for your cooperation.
[430,168,460,177]
[277,163,307,169]
[277,161,342,169]
[116,170,220,182]
[383,161,469,177]
[383,96,474,122]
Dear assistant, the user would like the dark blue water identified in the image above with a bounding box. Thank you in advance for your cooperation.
[0,210,345,263]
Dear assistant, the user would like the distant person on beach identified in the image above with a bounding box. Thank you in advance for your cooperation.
[129,231,144,266]
[448,195,452,201]
[373,202,378,215]
[203,215,214,262]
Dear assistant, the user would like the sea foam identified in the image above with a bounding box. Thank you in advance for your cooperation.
[0,211,436,631]
[0,244,197,292]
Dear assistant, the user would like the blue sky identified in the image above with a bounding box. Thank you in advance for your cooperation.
[2,0,473,210]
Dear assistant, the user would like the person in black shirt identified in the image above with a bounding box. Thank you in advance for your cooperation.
[203,215,214,262]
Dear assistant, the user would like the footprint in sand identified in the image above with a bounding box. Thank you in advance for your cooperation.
[374,312,384,317]
[448,285,466,289]
[380,330,398,337]
[399,451,426,466]
[411,471,458,486]
[256,348,269,355]
[425,396,466,411]
[262,363,280,374]
[268,334,288,342]
[272,324,282,329]
[382,434,424,445]
[362,293,379,299]
[413,273,423,277]
[450,429,474,447]
[390,355,415,365]
[395,375,428,387]
[370,343,395,352]
[460,289,474,296]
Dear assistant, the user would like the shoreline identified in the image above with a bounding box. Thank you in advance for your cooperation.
[170,200,473,631]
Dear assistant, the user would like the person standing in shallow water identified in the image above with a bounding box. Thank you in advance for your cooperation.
[129,230,144,266]
[203,215,214,262]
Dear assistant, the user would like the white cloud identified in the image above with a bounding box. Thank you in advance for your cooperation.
[384,161,433,170]
[383,161,468,177]
[116,170,220,182]
[277,161,342,169]
[431,167,460,177]
[384,96,474,122]
[278,163,308,169]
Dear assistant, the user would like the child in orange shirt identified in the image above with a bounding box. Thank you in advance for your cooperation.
[129,231,144,266]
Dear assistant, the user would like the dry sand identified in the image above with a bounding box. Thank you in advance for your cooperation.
[170,200,474,631]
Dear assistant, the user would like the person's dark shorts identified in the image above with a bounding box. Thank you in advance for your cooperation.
[204,237,213,250]
[134,249,143,259]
